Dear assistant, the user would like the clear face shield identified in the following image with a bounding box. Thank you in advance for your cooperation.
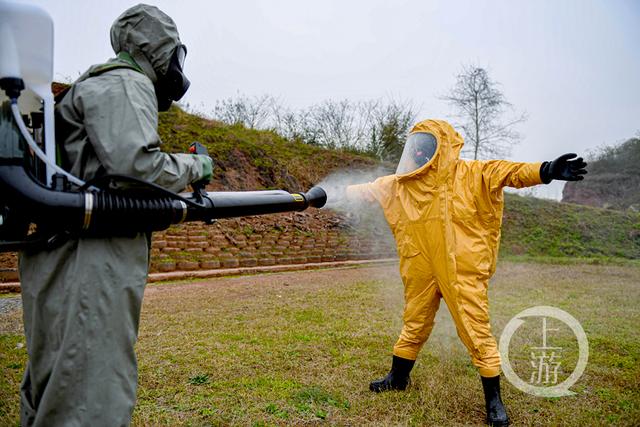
[395,132,438,175]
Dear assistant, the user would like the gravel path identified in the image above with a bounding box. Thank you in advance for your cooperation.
[0,261,395,319]
[0,296,22,316]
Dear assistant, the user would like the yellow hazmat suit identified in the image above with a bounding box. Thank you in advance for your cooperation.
[347,119,542,377]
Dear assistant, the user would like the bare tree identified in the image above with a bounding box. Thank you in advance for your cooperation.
[368,99,417,162]
[304,100,371,150]
[442,65,526,160]
[213,93,275,129]
[284,98,416,155]
[270,103,318,144]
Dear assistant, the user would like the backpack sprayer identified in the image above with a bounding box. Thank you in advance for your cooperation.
[0,2,326,252]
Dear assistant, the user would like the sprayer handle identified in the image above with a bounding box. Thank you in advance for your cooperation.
[188,141,211,205]
[189,141,208,156]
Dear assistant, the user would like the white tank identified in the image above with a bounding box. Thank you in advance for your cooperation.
[0,1,53,92]
[0,0,56,184]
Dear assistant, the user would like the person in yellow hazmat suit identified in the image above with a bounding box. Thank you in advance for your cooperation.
[346,119,587,426]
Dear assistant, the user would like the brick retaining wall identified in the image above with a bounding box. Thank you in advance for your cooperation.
[150,221,396,273]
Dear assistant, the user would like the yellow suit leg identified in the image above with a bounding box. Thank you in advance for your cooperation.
[440,273,500,377]
[393,254,442,360]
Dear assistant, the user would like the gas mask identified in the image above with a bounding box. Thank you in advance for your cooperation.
[154,44,190,111]
[395,132,438,175]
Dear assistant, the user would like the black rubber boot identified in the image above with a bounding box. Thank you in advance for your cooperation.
[481,375,510,426]
[369,355,415,392]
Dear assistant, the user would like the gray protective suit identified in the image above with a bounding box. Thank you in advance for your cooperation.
[18,5,206,426]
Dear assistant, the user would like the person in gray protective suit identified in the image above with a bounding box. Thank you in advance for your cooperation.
[18,4,213,426]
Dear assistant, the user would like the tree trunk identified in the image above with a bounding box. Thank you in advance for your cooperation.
[474,90,480,160]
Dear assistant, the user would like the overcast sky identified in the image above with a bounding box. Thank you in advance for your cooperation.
[23,0,640,198]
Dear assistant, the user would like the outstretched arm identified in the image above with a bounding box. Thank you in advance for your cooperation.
[345,182,378,203]
[481,153,587,192]
[482,160,544,191]
[345,174,396,205]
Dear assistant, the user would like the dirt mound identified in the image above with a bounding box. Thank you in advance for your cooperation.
[157,106,379,193]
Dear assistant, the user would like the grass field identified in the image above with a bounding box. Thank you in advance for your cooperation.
[1,261,639,426]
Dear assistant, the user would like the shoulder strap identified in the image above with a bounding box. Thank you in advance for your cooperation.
[89,52,145,77]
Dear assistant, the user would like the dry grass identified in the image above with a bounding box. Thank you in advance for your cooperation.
[1,261,639,426]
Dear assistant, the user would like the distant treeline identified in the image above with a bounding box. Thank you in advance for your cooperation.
[588,136,640,176]
[185,94,417,162]
[563,135,640,211]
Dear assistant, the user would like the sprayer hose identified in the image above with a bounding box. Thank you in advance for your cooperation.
[85,192,180,235]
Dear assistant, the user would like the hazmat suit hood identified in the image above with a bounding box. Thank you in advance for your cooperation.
[110,4,182,84]
[396,119,464,183]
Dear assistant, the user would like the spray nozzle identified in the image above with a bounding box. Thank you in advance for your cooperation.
[302,186,327,208]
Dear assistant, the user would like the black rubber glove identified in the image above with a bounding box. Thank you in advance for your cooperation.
[539,153,587,184]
